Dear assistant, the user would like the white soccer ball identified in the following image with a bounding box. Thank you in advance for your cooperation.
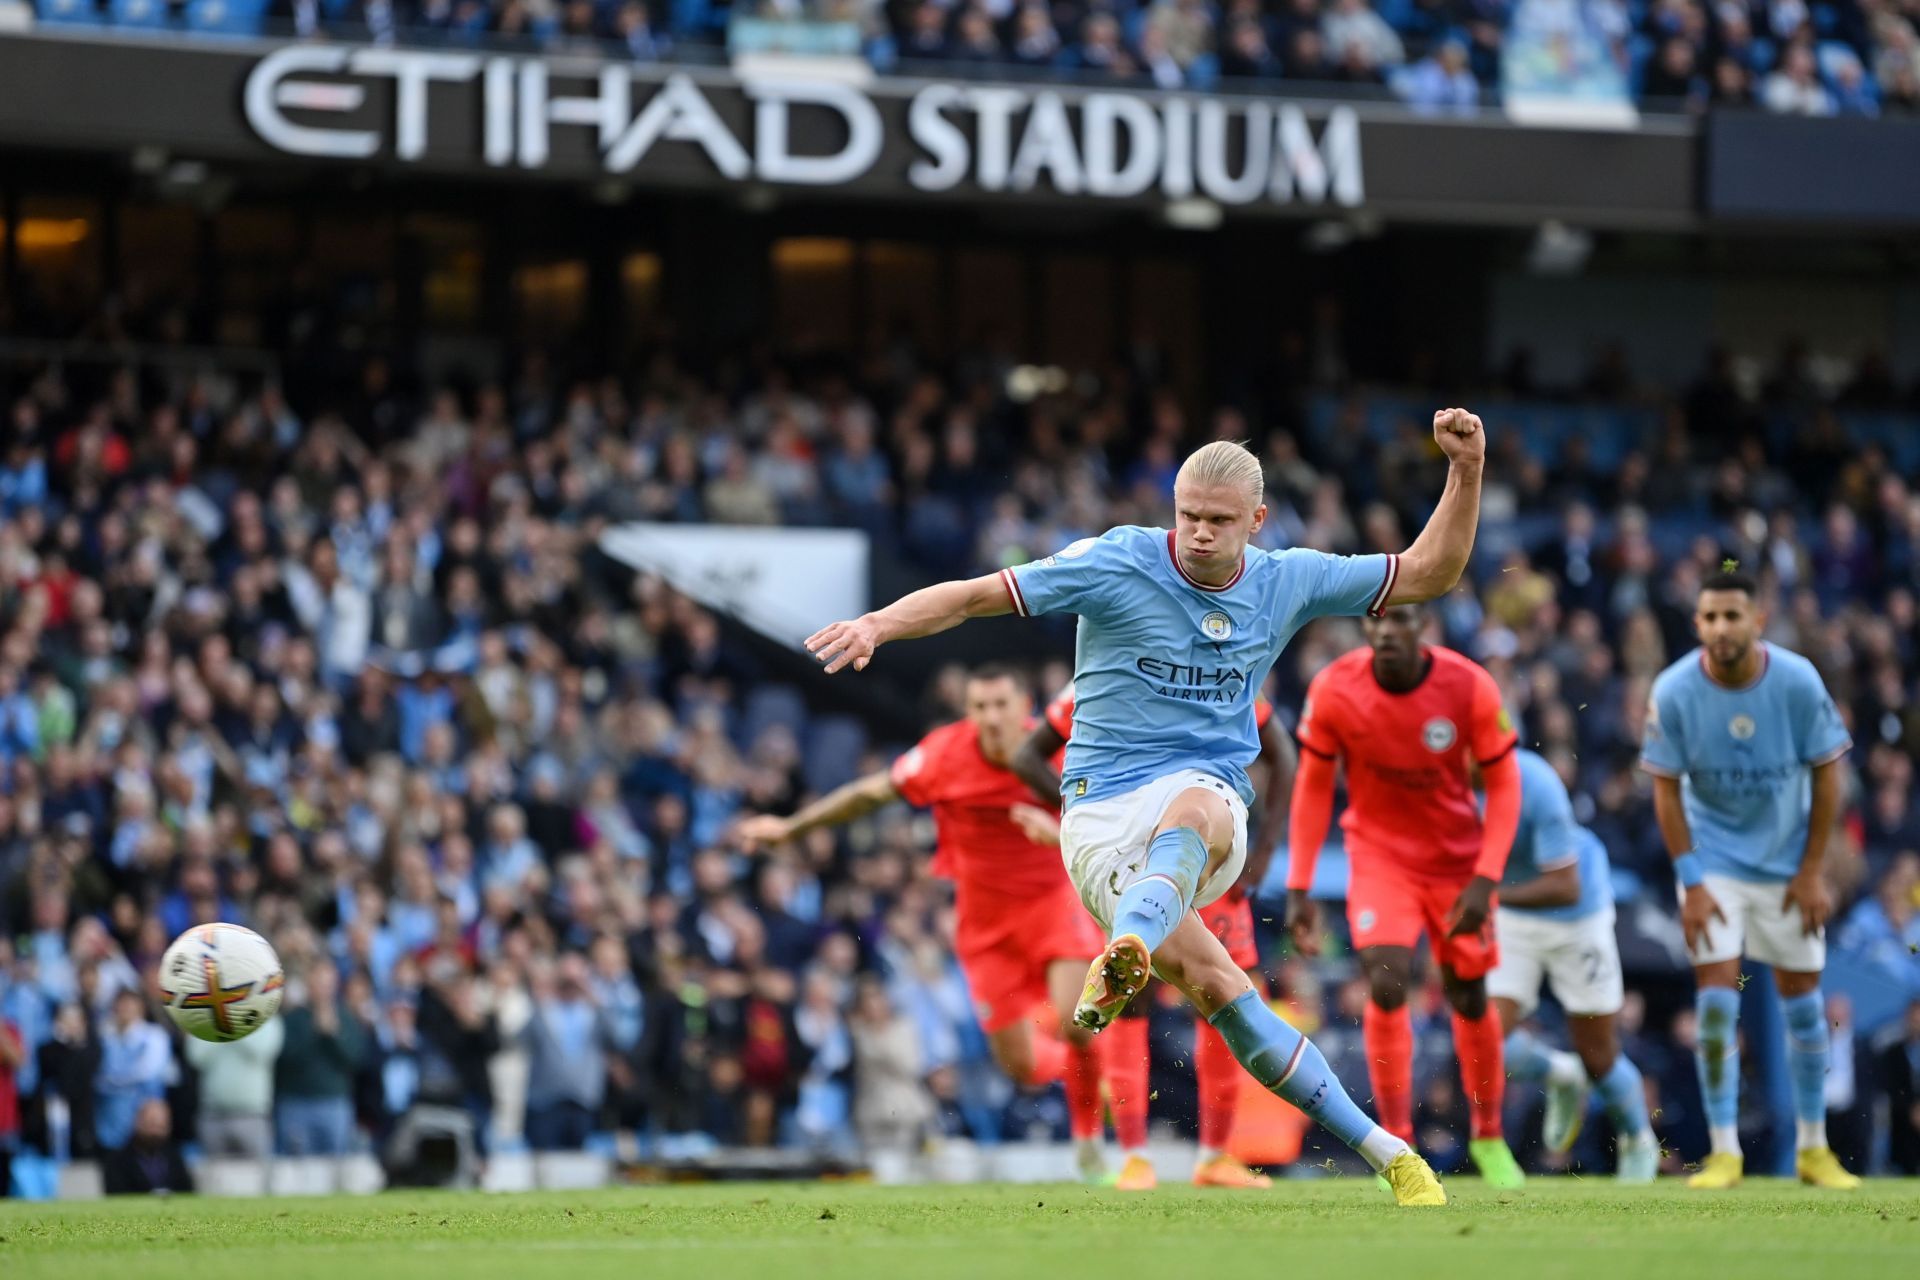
[158,923,285,1043]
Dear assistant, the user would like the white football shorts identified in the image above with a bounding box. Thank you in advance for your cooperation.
[1485,905,1624,1018]
[1059,768,1247,932]
[1677,872,1825,971]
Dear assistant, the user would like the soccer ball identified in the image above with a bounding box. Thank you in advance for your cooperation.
[158,923,285,1043]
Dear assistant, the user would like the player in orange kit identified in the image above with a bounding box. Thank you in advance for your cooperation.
[1284,603,1527,1187]
[735,664,1115,1180]
[1011,683,1295,1190]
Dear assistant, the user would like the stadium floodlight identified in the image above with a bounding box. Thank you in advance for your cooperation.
[1162,198,1223,232]
[1528,221,1593,276]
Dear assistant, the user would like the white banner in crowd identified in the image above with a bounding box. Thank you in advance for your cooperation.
[599,523,869,651]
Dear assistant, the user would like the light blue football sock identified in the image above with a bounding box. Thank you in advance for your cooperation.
[1211,988,1402,1169]
[1695,986,1742,1134]
[1503,1028,1556,1082]
[1110,826,1209,954]
[1595,1054,1652,1142]
[1781,991,1830,1144]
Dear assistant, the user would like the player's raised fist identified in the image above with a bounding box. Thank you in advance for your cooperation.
[806,616,880,674]
[1431,407,1486,465]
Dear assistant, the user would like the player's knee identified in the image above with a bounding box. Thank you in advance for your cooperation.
[1367,967,1410,1011]
[1155,793,1233,855]
[996,1043,1039,1085]
[1577,1043,1617,1080]
[1442,974,1487,1019]
[1774,970,1821,999]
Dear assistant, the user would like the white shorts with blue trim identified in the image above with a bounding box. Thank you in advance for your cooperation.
[1059,769,1248,932]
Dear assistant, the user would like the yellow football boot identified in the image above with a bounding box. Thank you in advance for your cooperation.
[1686,1152,1743,1189]
[1382,1151,1447,1206]
[1796,1148,1861,1190]
[1073,935,1151,1031]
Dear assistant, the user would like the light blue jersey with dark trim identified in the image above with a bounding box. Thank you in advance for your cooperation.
[1639,644,1851,883]
[1501,748,1612,922]
[1001,525,1395,808]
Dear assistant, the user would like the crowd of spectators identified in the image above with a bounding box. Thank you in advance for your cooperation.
[18,0,1920,117]
[3,282,1920,1196]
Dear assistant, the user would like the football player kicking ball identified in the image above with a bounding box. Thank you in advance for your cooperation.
[1487,748,1658,1182]
[736,665,1117,1182]
[1285,603,1527,1189]
[1009,685,1296,1191]
[804,411,1494,1208]
[1640,566,1858,1191]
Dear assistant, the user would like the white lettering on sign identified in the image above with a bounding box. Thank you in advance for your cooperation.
[241,51,1363,209]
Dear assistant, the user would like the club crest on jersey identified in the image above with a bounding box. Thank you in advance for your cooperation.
[1058,538,1095,560]
[1200,611,1233,641]
[1357,909,1377,931]
[1728,714,1757,741]
[1421,717,1458,753]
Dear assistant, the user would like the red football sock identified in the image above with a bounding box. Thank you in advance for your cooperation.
[1451,1007,1506,1139]
[1103,1014,1151,1150]
[1363,1001,1415,1144]
[1065,1037,1104,1142]
[1024,1030,1068,1085]
[1194,1013,1242,1153]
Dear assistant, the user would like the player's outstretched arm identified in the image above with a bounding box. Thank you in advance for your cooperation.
[1010,720,1066,805]
[807,573,1012,674]
[1385,407,1486,607]
[736,769,898,851]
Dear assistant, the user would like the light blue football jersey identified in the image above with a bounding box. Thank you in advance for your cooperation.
[1001,525,1395,807]
[1639,644,1851,883]
[1500,748,1612,922]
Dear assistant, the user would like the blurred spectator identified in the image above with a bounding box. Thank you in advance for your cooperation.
[1061,13,1126,72]
[1147,0,1219,72]
[1885,1000,1920,1175]
[1763,44,1836,115]
[1711,56,1757,107]
[850,975,933,1154]
[948,7,1003,63]
[1643,36,1705,104]
[94,989,171,1153]
[102,1098,193,1196]
[182,1012,285,1160]
[1826,48,1880,117]
[275,964,367,1156]
[1009,4,1062,65]
[1220,18,1284,79]
[522,955,611,1150]
[1394,37,1480,113]
[1322,0,1406,71]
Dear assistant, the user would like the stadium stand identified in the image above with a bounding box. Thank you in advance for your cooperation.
[13,0,1920,115]
[2,269,1919,1197]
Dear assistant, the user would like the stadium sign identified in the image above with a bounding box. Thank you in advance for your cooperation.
[241,48,1362,208]
[0,32,1700,229]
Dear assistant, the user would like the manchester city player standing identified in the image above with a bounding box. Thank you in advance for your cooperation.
[1640,566,1859,1190]
[805,408,1491,1206]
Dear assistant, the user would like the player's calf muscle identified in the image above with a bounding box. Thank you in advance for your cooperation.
[1154,926,1252,1018]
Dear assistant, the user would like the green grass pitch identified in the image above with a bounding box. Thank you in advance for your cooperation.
[5,1178,1918,1280]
